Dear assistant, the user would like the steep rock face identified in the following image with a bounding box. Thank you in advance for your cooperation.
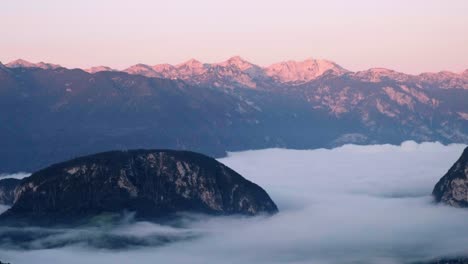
[1,150,278,224]
[0,178,21,205]
[433,147,468,207]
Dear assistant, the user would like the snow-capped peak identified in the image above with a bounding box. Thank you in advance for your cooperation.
[264,58,348,83]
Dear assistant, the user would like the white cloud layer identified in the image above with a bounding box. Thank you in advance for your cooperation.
[0,172,30,180]
[1,141,467,264]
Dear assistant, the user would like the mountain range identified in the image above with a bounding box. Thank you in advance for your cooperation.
[1,57,467,172]
[6,57,468,89]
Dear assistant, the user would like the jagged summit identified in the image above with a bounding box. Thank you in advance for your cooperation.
[120,57,348,85]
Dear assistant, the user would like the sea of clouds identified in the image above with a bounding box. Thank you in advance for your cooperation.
[0,141,467,264]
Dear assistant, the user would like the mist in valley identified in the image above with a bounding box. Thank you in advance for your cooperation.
[1,141,467,264]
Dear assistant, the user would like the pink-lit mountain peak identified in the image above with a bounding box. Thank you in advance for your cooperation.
[152,63,175,71]
[6,59,61,70]
[123,63,161,78]
[175,58,207,76]
[265,58,348,83]
[6,57,467,89]
[353,67,411,82]
[216,56,258,71]
[6,59,36,68]
[176,58,205,68]
[84,66,115,74]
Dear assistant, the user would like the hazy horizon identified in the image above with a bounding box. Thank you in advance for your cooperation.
[1,0,467,74]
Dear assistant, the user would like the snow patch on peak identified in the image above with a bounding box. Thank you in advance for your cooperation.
[265,58,348,84]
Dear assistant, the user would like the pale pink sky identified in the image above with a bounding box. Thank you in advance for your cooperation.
[1,0,467,74]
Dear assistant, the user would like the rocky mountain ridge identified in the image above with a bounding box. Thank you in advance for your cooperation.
[0,59,466,172]
[5,57,467,89]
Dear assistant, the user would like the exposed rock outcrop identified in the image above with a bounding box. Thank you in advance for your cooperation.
[433,146,468,207]
[0,150,278,225]
[0,178,21,205]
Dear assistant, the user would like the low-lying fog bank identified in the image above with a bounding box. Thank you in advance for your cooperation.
[1,141,467,264]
